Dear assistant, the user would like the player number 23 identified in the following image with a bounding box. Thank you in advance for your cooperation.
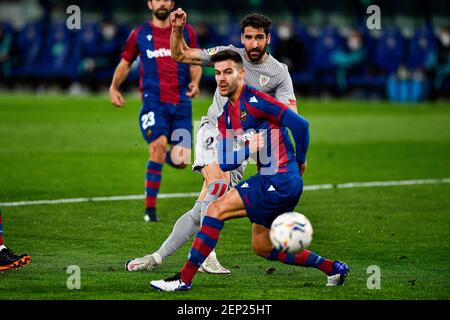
[141,112,155,129]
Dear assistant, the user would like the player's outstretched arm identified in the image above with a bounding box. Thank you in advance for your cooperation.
[109,59,132,108]
[279,109,310,172]
[170,8,203,65]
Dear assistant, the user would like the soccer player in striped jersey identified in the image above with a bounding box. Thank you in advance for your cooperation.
[109,0,202,222]
[126,11,299,274]
[126,11,301,273]
[0,210,31,271]
[150,50,349,291]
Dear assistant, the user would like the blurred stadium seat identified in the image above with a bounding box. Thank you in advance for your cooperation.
[1,0,449,100]
[12,21,45,79]
[37,21,80,82]
[374,26,406,75]
[406,25,437,71]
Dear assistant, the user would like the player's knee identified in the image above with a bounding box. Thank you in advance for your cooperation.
[149,140,166,163]
[205,201,223,220]
[202,164,229,185]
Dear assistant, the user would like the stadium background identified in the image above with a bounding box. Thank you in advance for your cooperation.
[1,0,450,99]
[0,0,449,302]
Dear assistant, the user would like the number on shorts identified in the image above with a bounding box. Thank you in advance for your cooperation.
[205,136,214,150]
[141,112,155,130]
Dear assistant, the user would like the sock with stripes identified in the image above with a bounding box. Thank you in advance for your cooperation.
[266,248,335,275]
[145,161,163,210]
[180,216,224,285]
[200,180,228,224]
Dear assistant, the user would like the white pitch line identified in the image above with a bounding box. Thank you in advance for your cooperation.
[0,178,449,207]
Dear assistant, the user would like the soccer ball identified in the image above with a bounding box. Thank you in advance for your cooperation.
[270,212,313,254]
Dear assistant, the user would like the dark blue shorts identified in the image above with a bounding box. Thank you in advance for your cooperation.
[139,97,192,147]
[235,171,303,228]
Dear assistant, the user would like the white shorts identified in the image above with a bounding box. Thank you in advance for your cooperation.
[192,121,247,188]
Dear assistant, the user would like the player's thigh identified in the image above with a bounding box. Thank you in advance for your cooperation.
[206,188,246,221]
[251,224,273,256]
[235,174,302,228]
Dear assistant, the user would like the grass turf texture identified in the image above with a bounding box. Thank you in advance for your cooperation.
[0,93,449,299]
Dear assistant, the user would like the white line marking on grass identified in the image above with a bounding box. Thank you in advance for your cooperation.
[1,178,449,207]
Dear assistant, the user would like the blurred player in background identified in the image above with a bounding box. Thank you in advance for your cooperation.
[109,0,201,222]
[126,11,299,274]
[0,210,31,272]
[150,50,349,291]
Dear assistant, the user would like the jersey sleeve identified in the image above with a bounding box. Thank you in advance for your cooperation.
[121,27,140,63]
[274,63,297,109]
[199,45,234,67]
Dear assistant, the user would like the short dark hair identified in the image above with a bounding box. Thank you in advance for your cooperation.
[240,13,272,36]
[210,49,244,69]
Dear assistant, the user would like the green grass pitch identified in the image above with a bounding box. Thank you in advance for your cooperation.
[0,93,449,300]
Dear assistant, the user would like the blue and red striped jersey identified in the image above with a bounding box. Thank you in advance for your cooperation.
[218,85,307,174]
[121,22,198,104]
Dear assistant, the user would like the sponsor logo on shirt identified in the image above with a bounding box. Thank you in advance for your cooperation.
[146,48,171,59]
[204,47,219,56]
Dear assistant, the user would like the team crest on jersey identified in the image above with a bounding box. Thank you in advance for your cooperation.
[259,75,270,87]
[204,47,219,56]
[146,34,153,42]
[240,110,247,121]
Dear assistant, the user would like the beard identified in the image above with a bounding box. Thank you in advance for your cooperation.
[245,45,267,63]
[154,9,170,21]
[218,80,239,97]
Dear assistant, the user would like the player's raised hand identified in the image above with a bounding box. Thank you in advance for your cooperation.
[109,87,125,108]
[170,8,187,29]
[186,82,200,98]
[249,132,265,154]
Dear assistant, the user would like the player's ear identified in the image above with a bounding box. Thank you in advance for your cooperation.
[239,67,245,80]
[267,33,271,45]
[147,0,153,11]
[240,33,244,45]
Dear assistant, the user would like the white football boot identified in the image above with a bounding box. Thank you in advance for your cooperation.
[326,260,350,287]
[125,253,162,272]
[198,250,231,274]
[150,273,192,292]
